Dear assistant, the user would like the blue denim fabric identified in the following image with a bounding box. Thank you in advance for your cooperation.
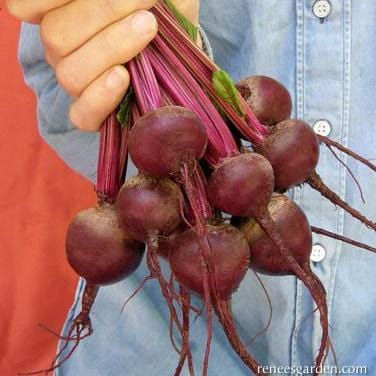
[19,1,376,375]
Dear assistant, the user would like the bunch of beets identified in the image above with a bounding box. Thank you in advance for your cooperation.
[23,2,376,376]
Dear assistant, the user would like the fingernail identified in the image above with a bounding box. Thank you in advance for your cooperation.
[106,67,129,89]
[131,10,157,36]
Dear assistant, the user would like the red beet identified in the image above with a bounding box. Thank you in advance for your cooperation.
[116,174,190,361]
[259,119,320,190]
[117,174,182,241]
[236,75,292,125]
[66,204,145,285]
[207,153,274,218]
[169,224,250,299]
[25,203,145,376]
[239,194,312,275]
[128,106,207,178]
[169,223,268,374]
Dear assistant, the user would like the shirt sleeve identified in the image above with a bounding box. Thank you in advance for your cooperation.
[18,23,99,182]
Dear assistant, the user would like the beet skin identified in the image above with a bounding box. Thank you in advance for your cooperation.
[66,204,145,285]
[169,224,250,300]
[239,194,312,275]
[236,75,292,125]
[117,174,182,241]
[128,106,207,178]
[259,119,320,190]
[207,153,275,218]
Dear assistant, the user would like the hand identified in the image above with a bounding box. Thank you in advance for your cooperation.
[6,0,200,131]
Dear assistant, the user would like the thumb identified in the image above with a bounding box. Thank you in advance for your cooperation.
[171,0,200,25]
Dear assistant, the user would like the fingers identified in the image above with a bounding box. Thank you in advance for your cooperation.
[7,0,200,134]
[55,10,158,97]
[69,65,130,131]
[6,0,71,23]
[40,0,157,59]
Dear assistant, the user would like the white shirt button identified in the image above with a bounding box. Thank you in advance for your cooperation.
[310,244,326,263]
[313,0,332,19]
[313,119,332,137]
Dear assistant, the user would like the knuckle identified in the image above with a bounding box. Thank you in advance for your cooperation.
[6,0,34,21]
[40,14,66,57]
[6,0,42,23]
[141,0,158,9]
[100,0,121,20]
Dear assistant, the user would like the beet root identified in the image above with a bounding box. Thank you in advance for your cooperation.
[128,106,207,178]
[307,171,376,231]
[318,134,376,173]
[258,119,320,190]
[239,194,312,275]
[169,224,250,299]
[117,174,182,241]
[207,153,275,218]
[236,75,292,126]
[311,226,376,253]
[66,203,145,286]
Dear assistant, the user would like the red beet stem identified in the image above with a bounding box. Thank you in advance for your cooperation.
[128,53,162,114]
[96,113,121,203]
[256,212,329,374]
[179,163,213,223]
[311,226,376,253]
[152,4,268,142]
[307,171,376,231]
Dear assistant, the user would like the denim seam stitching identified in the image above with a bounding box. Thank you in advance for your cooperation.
[327,0,352,336]
[291,0,305,369]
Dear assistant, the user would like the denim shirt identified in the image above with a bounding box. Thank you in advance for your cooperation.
[19,1,376,375]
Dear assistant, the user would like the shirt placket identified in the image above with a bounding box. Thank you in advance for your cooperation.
[292,0,351,368]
